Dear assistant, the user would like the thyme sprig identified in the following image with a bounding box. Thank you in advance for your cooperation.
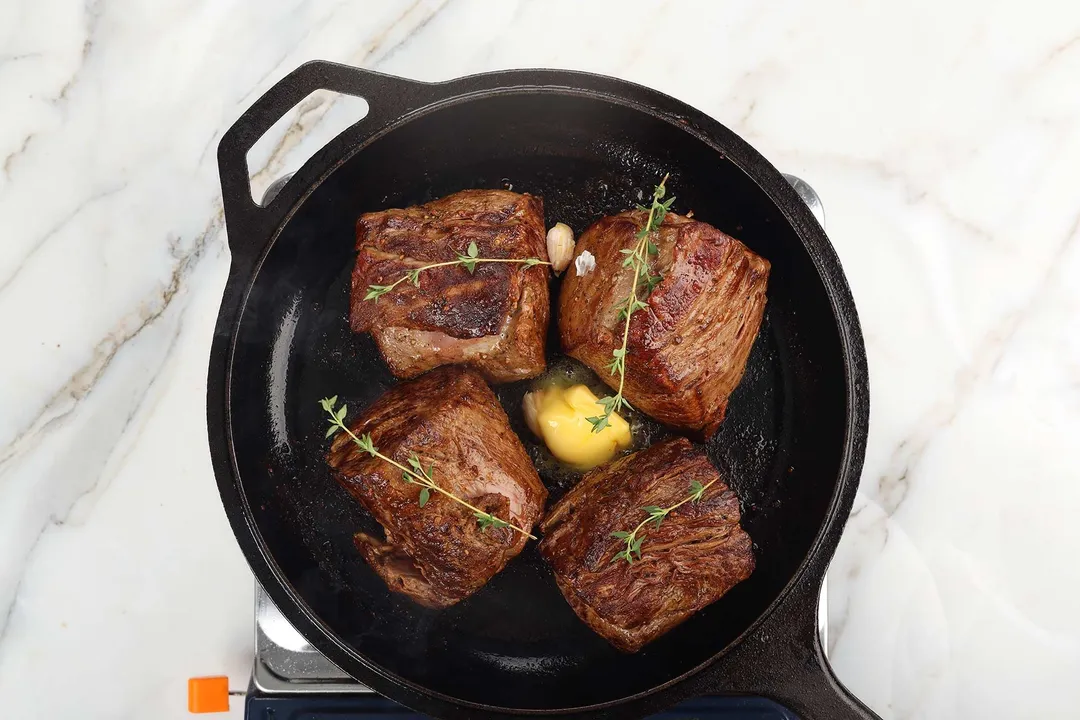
[320,396,536,540]
[610,478,715,563]
[587,174,674,433]
[364,241,550,302]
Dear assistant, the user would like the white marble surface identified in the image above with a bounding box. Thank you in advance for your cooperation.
[2,0,1079,717]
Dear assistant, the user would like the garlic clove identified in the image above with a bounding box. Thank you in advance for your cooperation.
[522,390,543,437]
[546,222,575,274]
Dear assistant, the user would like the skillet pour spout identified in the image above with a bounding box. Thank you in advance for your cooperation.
[208,60,875,720]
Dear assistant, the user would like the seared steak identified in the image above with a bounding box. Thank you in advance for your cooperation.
[326,366,547,607]
[352,189,550,383]
[539,437,754,652]
[559,210,769,436]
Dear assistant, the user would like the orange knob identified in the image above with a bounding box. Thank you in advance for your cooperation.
[187,676,231,713]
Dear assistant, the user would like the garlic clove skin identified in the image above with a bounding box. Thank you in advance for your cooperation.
[546,222,575,274]
[574,250,596,277]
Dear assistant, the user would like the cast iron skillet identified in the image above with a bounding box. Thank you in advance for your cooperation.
[207,60,876,720]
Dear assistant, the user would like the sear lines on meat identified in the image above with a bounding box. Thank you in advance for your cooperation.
[539,437,754,652]
[352,189,550,383]
[559,210,769,436]
[326,366,547,608]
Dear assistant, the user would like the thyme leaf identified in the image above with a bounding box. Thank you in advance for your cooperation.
[590,174,672,434]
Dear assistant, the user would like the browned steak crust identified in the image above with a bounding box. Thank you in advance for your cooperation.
[326,366,547,607]
[559,210,769,435]
[351,189,549,383]
[539,437,754,652]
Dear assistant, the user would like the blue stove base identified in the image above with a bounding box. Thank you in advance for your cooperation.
[245,694,799,719]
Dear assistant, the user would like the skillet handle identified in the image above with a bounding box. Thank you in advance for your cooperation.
[216,60,433,264]
[701,575,881,720]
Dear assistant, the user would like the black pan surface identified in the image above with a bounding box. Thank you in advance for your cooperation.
[209,62,874,720]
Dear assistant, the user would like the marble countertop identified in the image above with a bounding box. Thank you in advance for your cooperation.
[3,1,1079,718]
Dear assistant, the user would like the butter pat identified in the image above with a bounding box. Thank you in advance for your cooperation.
[522,384,631,470]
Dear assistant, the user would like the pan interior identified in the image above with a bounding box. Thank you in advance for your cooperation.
[228,91,847,709]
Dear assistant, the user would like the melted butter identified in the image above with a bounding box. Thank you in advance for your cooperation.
[523,384,631,471]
